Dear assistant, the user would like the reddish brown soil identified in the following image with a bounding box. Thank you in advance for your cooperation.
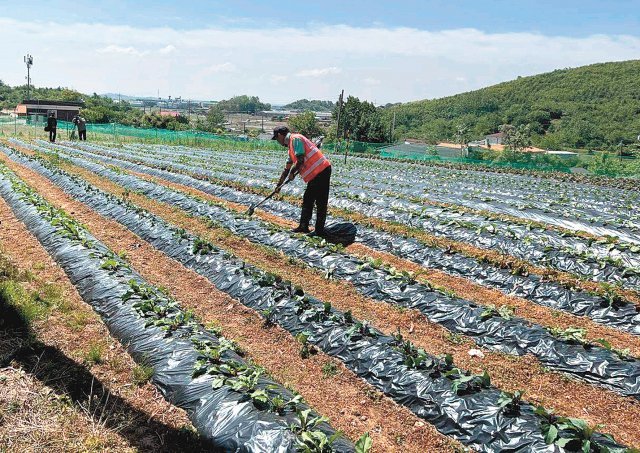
[0,196,200,452]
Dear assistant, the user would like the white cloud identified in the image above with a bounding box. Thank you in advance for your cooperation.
[1,17,639,103]
[158,44,176,54]
[270,75,288,84]
[295,67,342,77]
[97,45,148,56]
[202,62,237,74]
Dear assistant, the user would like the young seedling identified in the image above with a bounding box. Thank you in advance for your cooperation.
[192,237,215,255]
[260,307,276,328]
[296,332,315,359]
[599,282,627,309]
[355,433,373,453]
[536,406,619,452]
[480,304,516,321]
[548,327,589,346]
[497,390,525,416]
[346,321,379,340]
[446,368,491,395]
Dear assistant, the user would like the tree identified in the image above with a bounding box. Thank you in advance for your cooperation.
[284,99,334,112]
[334,96,386,143]
[215,95,270,113]
[288,111,324,138]
[499,124,532,151]
[206,105,225,129]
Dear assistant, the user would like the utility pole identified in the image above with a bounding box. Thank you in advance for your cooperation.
[391,112,396,142]
[24,54,33,100]
[335,89,344,154]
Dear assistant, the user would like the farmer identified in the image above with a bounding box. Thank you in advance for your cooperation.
[73,114,87,141]
[272,125,332,236]
[47,112,57,143]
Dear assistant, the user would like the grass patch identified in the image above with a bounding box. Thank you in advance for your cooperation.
[85,342,105,365]
[0,281,50,325]
[321,361,339,379]
[445,332,464,345]
[132,364,154,386]
[66,311,92,331]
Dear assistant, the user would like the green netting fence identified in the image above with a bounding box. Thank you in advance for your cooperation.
[375,144,639,178]
[2,115,637,178]
[10,116,282,151]
[326,140,391,154]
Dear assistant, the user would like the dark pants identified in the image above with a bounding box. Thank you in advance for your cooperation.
[79,129,86,140]
[49,129,56,142]
[300,165,331,232]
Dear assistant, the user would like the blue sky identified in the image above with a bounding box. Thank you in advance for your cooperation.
[3,0,640,35]
[1,1,639,103]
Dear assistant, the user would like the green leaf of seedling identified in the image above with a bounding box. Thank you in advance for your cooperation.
[545,425,559,444]
[355,432,373,453]
[211,376,226,389]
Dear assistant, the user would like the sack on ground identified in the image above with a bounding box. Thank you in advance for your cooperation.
[323,222,357,246]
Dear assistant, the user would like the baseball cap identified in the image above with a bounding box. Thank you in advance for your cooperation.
[271,125,289,140]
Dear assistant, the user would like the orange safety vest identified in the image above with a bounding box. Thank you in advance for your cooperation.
[288,133,331,183]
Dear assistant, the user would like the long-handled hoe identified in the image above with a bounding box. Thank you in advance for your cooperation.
[246,179,290,216]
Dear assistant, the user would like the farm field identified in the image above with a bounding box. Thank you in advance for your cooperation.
[2,137,640,453]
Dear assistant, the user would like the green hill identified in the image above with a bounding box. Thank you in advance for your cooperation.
[385,60,640,150]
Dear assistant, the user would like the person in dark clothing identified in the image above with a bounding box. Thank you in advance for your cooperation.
[272,126,332,236]
[47,112,57,142]
[73,115,87,141]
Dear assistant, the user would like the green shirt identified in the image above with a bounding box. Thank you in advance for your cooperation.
[286,134,305,165]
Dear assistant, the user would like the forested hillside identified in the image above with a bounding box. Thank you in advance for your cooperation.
[384,60,640,150]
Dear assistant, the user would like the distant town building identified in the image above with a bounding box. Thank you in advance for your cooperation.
[158,110,180,117]
[545,150,579,158]
[485,132,505,145]
[15,99,84,121]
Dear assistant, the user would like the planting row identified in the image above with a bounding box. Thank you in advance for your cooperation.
[38,139,640,292]
[0,160,357,453]
[104,141,640,240]
[120,141,640,226]
[23,140,640,335]
[0,149,558,452]
[5,145,640,402]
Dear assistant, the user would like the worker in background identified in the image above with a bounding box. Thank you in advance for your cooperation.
[272,126,332,237]
[73,114,87,141]
[47,112,57,143]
